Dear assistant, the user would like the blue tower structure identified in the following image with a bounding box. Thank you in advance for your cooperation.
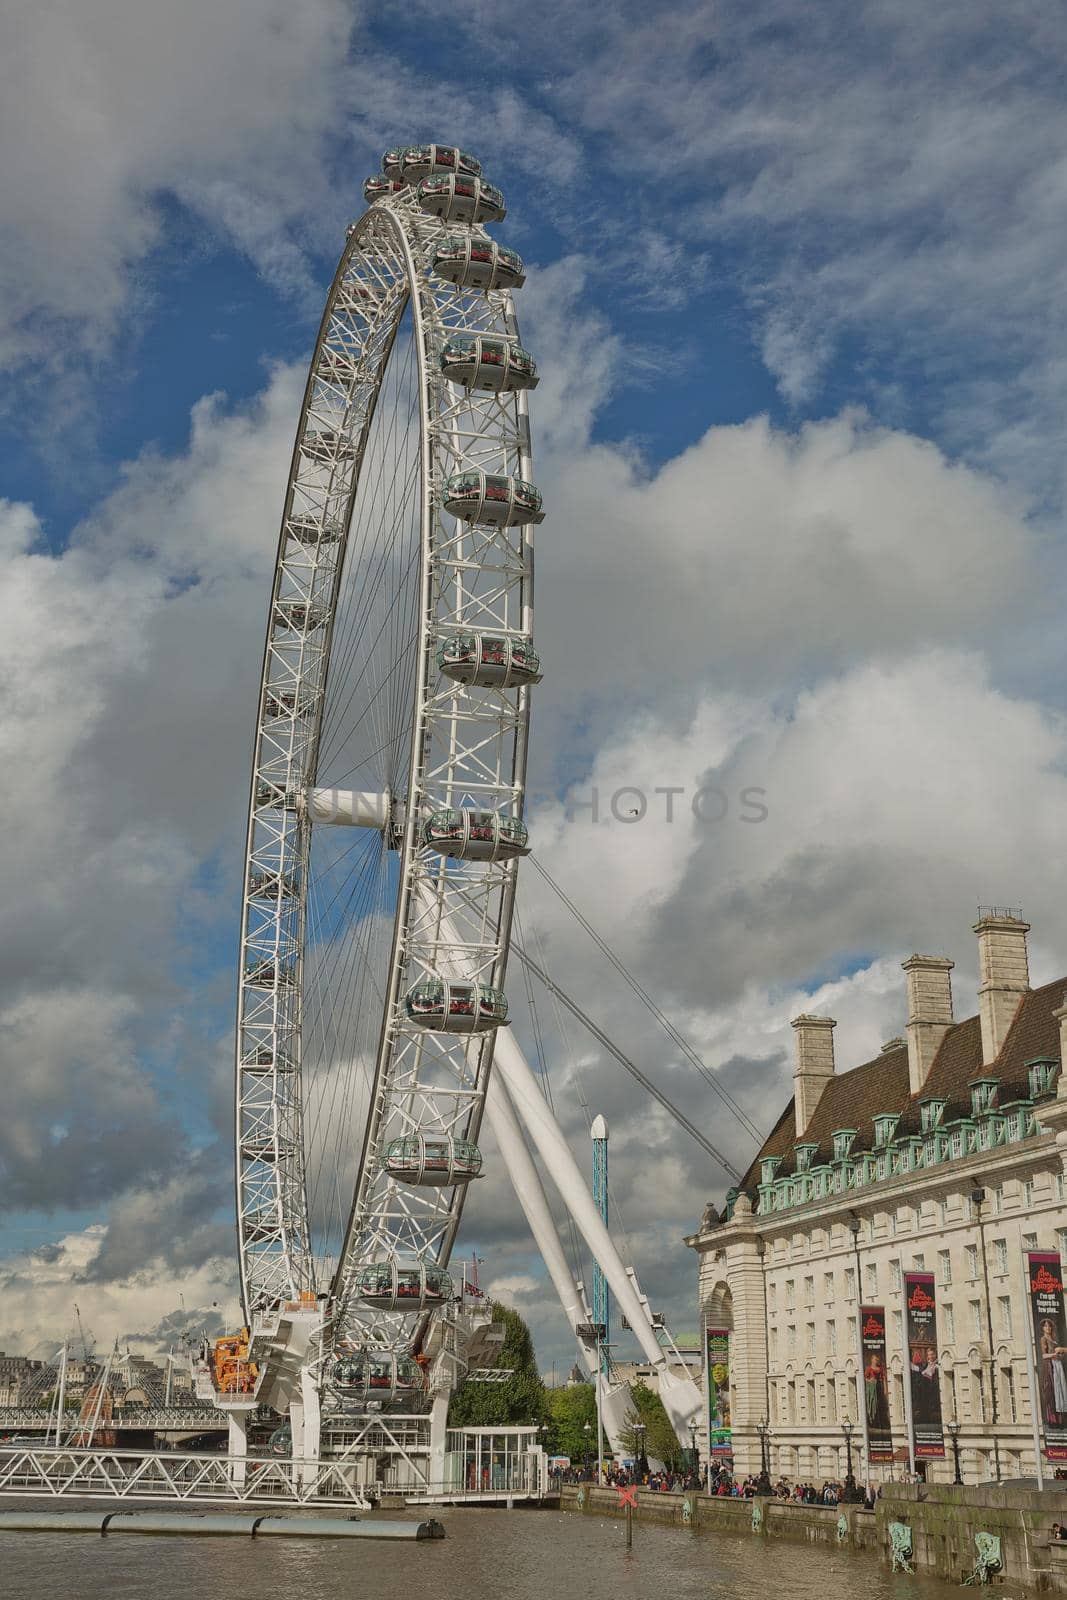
[591,1115,609,1374]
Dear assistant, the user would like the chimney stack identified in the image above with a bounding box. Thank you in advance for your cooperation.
[902,954,955,1094]
[974,909,1030,1065]
[791,1014,836,1136]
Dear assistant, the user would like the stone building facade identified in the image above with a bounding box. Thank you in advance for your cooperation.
[688,913,1067,1485]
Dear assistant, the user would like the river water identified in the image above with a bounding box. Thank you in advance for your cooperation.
[0,1503,967,1600]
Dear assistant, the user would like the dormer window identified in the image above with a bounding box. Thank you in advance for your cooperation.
[873,1114,899,1148]
[761,1154,784,1185]
[794,1143,818,1174]
[832,1129,857,1162]
[970,1078,998,1117]
[920,1098,946,1132]
[1028,1057,1059,1100]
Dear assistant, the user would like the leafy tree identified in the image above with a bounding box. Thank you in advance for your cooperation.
[447,1301,546,1427]
[617,1381,684,1469]
[543,1381,597,1462]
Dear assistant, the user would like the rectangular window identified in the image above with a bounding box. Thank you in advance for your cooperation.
[893,1373,905,1425]
[998,1295,1012,1338]
[1058,1175,1065,1204]
[892,1309,903,1345]
[864,1263,878,1297]
[807,1378,817,1420]
[939,1198,950,1228]
[828,1319,838,1355]
[1058,1229,1067,1265]
[973,1366,986,1423]
[1001,1366,1017,1424]
[994,1238,1008,1275]
[966,1244,979,1280]
[888,1210,897,1236]
[938,1249,952,1286]
[787,1324,796,1355]
[1023,1233,1037,1253]
[785,1278,795,1309]
[770,1328,778,1364]
[970,1300,983,1340]
[824,1271,834,1301]
[913,1252,926,1270]
[890,1259,902,1293]
[807,1322,816,1356]
[948,1367,958,1420]
[944,1303,955,1342]
[990,1187,1002,1215]
[844,1267,857,1300]
[851,1376,861,1424]
[804,1276,815,1306]
[1024,1179,1035,1209]
[827,1377,838,1423]
[788,1382,796,1424]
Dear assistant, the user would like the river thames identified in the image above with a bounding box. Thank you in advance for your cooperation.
[0,1504,967,1600]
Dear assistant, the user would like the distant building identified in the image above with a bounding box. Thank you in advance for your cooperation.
[689,912,1067,1485]
[0,1352,43,1405]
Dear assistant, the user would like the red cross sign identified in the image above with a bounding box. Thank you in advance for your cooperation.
[617,1484,638,1509]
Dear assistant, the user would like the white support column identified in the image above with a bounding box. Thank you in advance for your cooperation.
[491,1027,703,1436]
[227,1411,249,1485]
[298,1365,321,1488]
[485,1074,639,1456]
[429,1392,450,1490]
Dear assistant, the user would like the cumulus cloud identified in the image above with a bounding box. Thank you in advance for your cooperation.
[0,0,357,372]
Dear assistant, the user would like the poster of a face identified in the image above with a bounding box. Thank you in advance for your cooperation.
[706,1327,732,1454]
[904,1272,945,1459]
[859,1305,894,1461]
[1026,1251,1067,1461]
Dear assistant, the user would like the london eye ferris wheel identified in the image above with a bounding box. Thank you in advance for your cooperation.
[235,142,543,1410]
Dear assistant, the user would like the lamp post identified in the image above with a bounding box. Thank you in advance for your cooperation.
[633,1421,648,1483]
[689,1422,700,1485]
[842,1419,860,1503]
[583,1419,593,1482]
[971,1185,1002,1483]
[756,1418,773,1495]
[947,1418,964,1485]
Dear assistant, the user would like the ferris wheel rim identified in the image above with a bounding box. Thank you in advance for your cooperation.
[235,174,537,1365]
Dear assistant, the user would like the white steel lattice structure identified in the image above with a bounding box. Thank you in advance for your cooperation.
[235,143,541,1389]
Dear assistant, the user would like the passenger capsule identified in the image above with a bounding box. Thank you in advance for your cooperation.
[440,333,538,393]
[436,631,542,688]
[264,689,309,719]
[363,175,407,204]
[443,469,544,526]
[248,871,297,900]
[431,236,525,292]
[301,429,355,464]
[273,600,327,633]
[424,807,529,862]
[255,780,295,808]
[244,960,295,988]
[241,1046,294,1071]
[353,1260,453,1311]
[318,347,359,384]
[268,1423,292,1457]
[381,148,407,182]
[404,977,508,1033]
[384,1133,484,1186]
[417,175,505,226]
[287,514,342,545]
[241,1136,293,1163]
[331,1351,424,1406]
[400,144,481,182]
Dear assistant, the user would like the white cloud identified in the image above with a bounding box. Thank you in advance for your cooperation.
[0,0,357,371]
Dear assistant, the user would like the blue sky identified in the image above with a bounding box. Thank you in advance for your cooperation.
[1,0,1066,1370]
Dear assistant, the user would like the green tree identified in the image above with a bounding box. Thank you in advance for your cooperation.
[543,1382,597,1462]
[447,1301,546,1427]
[617,1381,684,1469]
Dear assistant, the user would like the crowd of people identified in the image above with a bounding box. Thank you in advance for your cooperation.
[553,1457,878,1508]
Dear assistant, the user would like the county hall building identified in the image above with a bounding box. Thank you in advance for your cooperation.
[688,912,1067,1484]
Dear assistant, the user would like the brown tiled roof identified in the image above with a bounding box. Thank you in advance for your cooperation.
[739,977,1066,1193]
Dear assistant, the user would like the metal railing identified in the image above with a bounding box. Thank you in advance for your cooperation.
[0,1406,223,1432]
[0,1445,373,1508]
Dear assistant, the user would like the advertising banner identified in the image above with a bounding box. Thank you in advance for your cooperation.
[858,1305,894,1462]
[1026,1250,1067,1461]
[904,1272,945,1459]
[705,1327,732,1455]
